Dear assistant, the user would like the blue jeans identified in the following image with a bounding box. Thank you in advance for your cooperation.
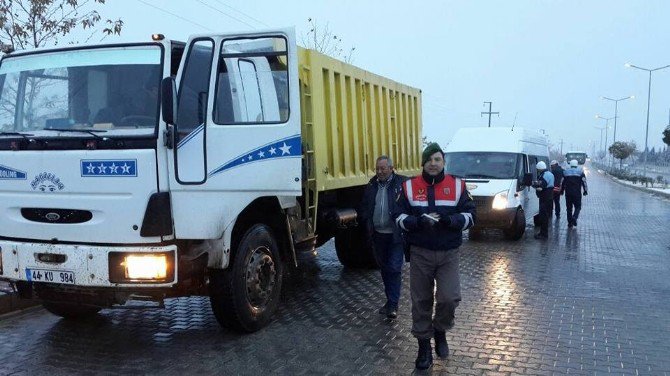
[373,232,404,310]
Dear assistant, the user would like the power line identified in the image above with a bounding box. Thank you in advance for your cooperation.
[136,0,213,31]
[195,0,257,29]
[210,0,270,28]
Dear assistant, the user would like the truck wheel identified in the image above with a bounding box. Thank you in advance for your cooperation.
[504,209,526,240]
[209,224,283,332]
[334,227,378,269]
[42,301,101,319]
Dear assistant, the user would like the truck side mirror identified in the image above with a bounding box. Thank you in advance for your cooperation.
[161,77,177,125]
[522,172,533,187]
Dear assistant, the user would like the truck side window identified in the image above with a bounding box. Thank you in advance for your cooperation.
[176,39,214,138]
[214,36,289,125]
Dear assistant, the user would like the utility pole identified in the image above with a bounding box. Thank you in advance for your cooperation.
[481,101,499,128]
[559,139,564,156]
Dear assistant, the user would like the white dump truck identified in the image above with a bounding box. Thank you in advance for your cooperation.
[0,28,422,331]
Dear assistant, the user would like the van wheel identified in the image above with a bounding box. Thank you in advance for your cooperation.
[42,301,101,319]
[209,224,284,332]
[334,227,378,269]
[504,209,526,240]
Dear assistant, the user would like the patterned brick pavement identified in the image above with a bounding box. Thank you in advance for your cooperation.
[1,166,669,375]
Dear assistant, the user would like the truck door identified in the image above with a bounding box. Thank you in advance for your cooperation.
[167,29,301,239]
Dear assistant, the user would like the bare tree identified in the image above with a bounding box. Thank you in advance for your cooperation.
[0,0,123,50]
[301,17,355,63]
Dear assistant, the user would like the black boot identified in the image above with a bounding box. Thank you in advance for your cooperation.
[415,338,433,370]
[434,330,449,359]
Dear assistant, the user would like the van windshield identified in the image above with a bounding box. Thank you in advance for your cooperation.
[444,152,519,179]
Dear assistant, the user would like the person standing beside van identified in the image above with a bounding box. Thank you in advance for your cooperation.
[550,160,564,219]
[561,159,588,228]
[532,161,554,239]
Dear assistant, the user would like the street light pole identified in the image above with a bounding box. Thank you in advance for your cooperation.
[596,115,614,166]
[594,126,605,159]
[601,95,634,144]
[625,63,670,178]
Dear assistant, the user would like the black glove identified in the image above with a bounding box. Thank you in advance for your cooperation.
[419,214,438,229]
[440,215,452,228]
[583,191,588,196]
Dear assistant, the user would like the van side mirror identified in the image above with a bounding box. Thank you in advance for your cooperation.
[161,77,177,125]
[521,173,533,187]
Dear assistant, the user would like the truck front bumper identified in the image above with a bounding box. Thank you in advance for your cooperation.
[0,240,177,288]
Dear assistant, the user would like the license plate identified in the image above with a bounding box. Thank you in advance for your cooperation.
[26,268,75,284]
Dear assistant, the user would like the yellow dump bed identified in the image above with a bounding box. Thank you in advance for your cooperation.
[298,48,422,192]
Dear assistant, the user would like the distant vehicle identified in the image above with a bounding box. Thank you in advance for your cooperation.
[444,127,549,240]
[565,151,587,164]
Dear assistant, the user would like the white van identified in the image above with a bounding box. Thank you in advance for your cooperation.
[444,127,550,240]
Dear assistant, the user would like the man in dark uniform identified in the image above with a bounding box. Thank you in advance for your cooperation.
[561,159,588,228]
[360,156,407,318]
[393,143,476,370]
[532,161,554,239]
[550,160,564,219]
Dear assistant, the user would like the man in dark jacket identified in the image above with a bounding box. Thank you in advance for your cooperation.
[532,161,555,239]
[360,156,407,319]
[561,159,588,228]
[393,143,476,370]
[550,160,564,219]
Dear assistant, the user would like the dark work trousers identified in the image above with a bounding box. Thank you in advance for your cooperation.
[372,232,404,310]
[409,245,461,339]
[553,191,561,217]
[565,193,582,225]
[538,196,553,236]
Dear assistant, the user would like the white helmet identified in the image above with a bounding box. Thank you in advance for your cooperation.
[536,161,547,170]
[569,159,578,167]
[550,160,558,165]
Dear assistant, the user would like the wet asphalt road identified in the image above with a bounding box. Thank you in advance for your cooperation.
[0,166,669,375]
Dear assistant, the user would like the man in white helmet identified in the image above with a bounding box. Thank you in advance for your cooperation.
[561,159,588,228]
[532,161,554,239]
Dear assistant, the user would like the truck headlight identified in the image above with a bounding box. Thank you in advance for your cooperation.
[125,255,168,279]
[491,190,509,210]
[109,252,174,283]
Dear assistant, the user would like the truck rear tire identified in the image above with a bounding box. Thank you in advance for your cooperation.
[334,227,378,269]
[209,224,284,332]
[42,301,101,319]
[503,209,526,240]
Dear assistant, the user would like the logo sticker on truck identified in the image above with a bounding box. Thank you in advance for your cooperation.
[81,160,137,177]
[31,172,65,192]
[0,164,27,180]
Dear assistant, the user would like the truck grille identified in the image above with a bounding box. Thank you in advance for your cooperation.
[21,208,93,224]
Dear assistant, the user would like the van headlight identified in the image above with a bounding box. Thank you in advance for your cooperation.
[491,190,509,210]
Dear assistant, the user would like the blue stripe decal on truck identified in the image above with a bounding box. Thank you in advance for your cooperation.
[208,135,301,177]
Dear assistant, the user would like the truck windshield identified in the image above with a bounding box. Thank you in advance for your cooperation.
[444,152,520,179]
[0,46,162,136]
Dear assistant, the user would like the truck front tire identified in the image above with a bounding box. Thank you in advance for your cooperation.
[334,227,378,269]
[209,224,284,332]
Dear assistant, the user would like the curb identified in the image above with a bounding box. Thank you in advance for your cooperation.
[598,170,670,200]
